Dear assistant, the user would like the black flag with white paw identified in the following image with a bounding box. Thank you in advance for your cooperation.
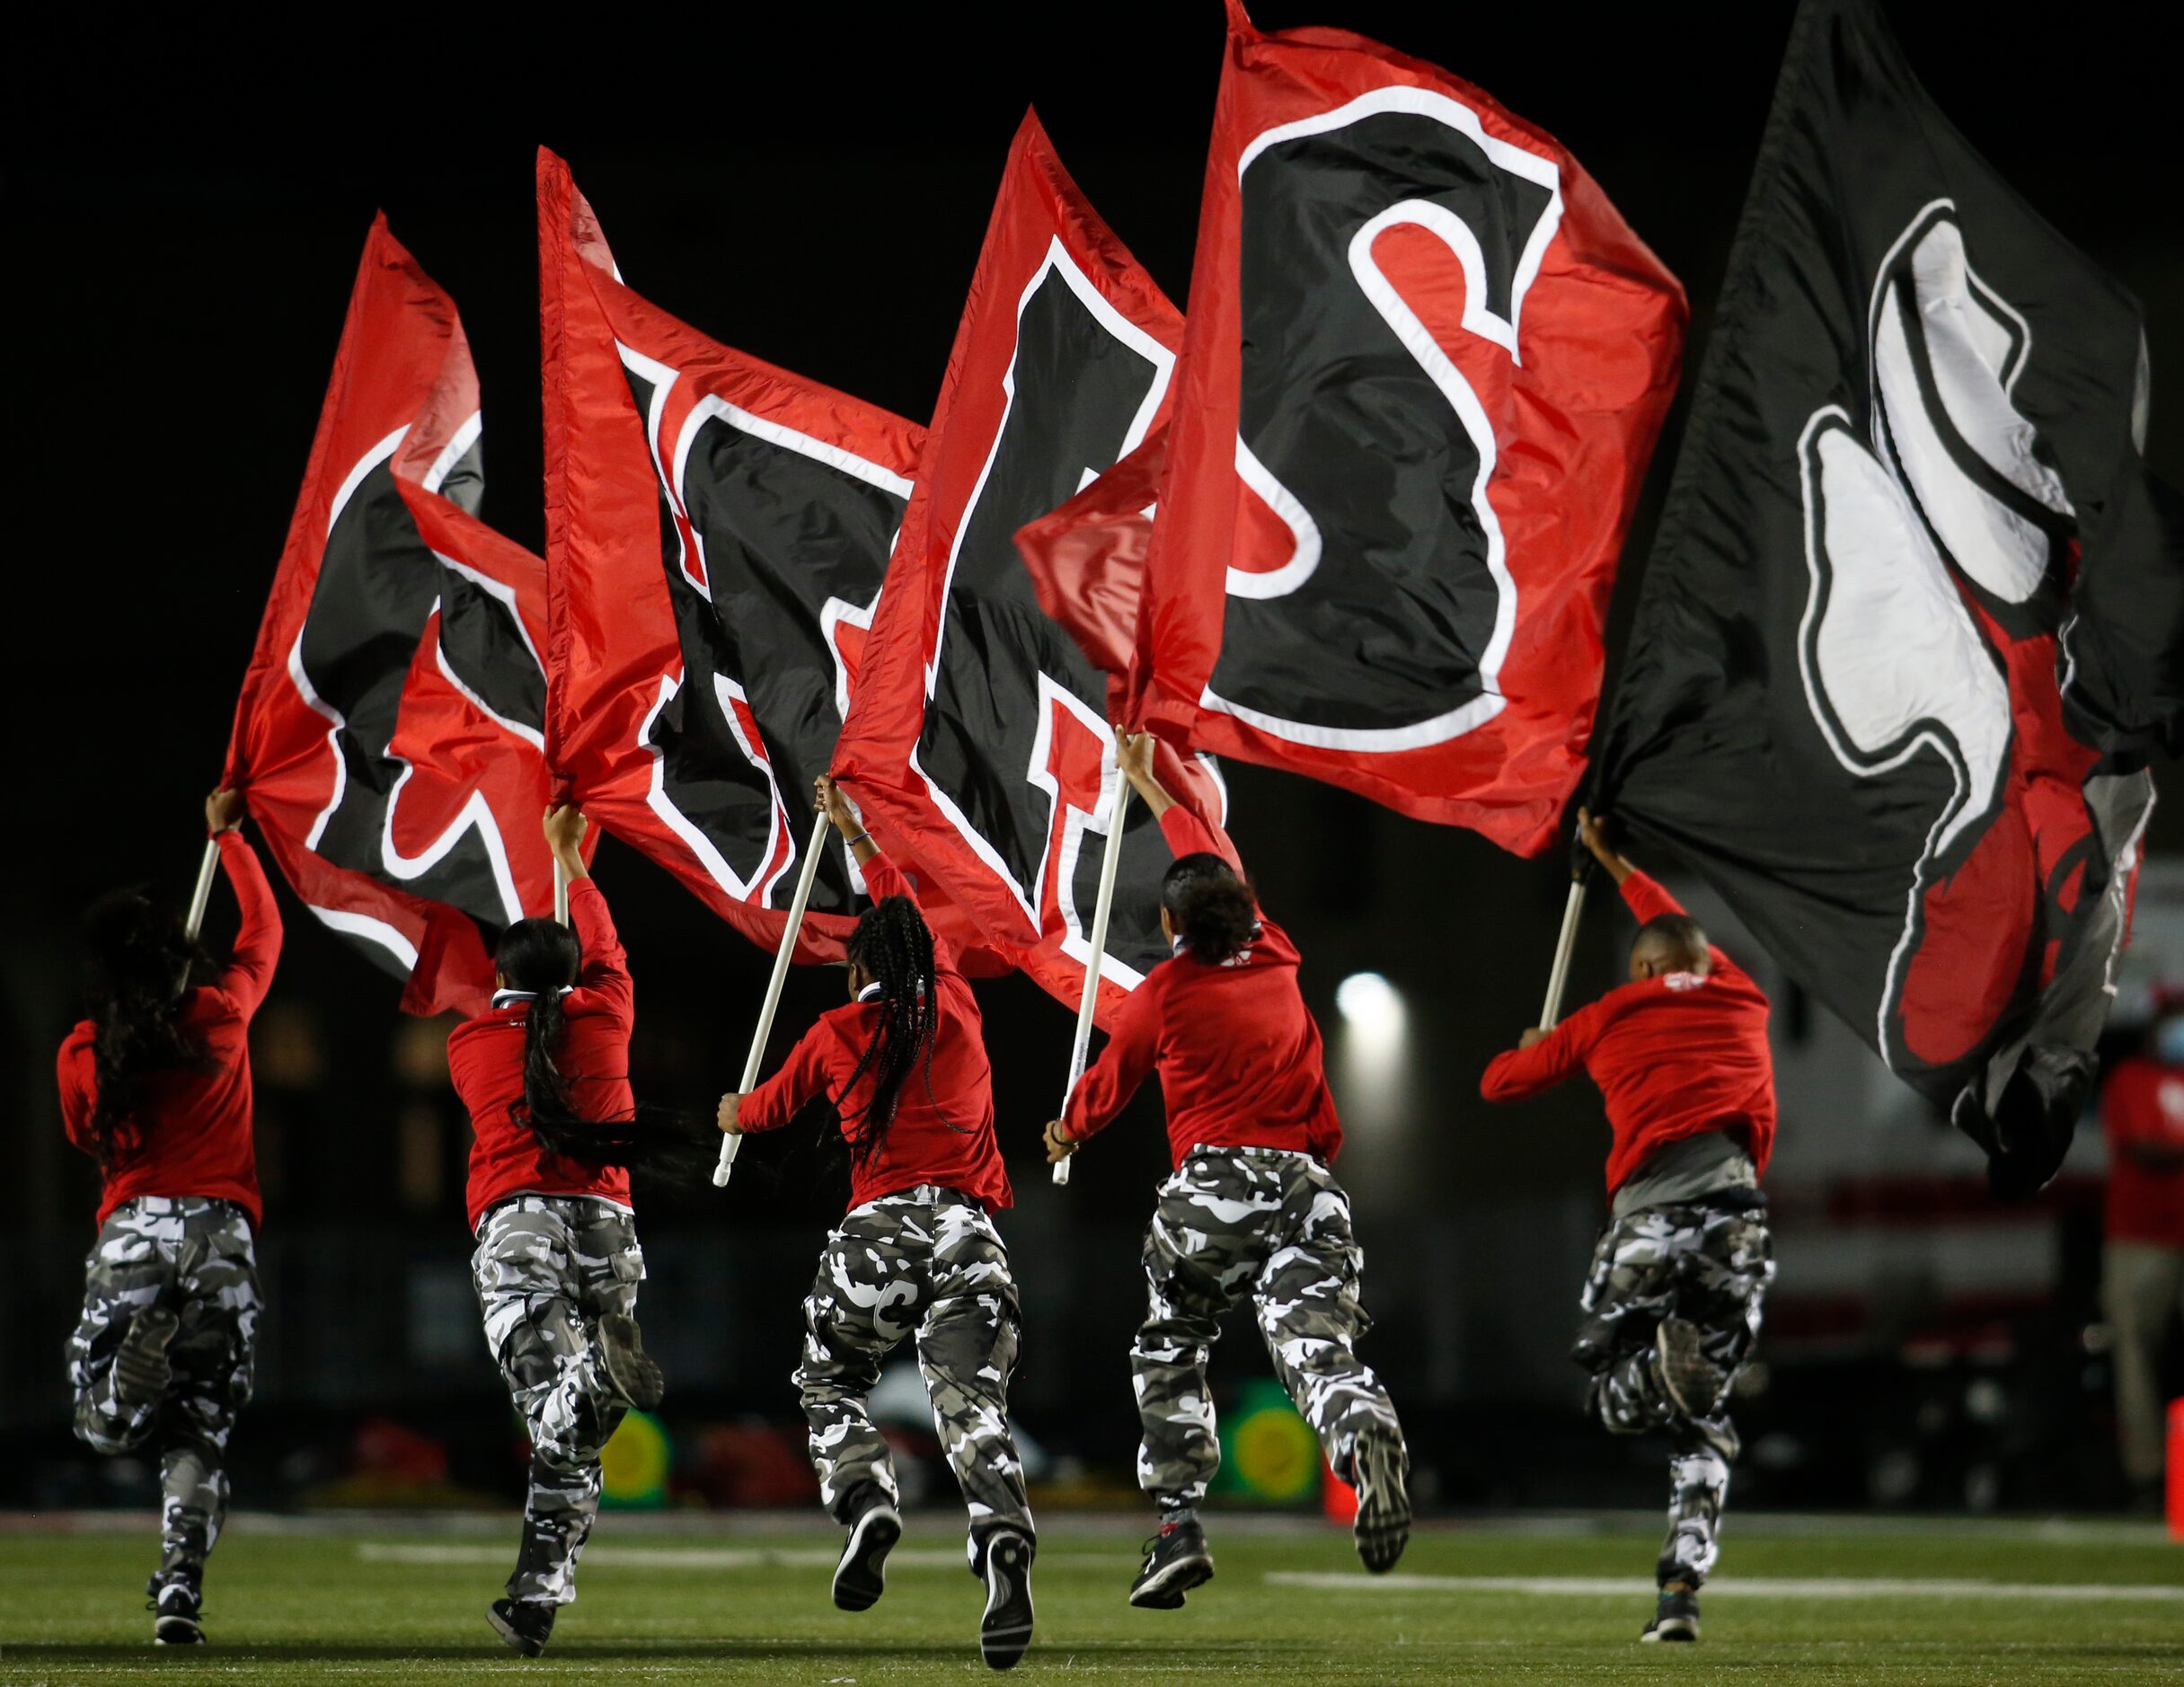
[1596,0,2179,1195]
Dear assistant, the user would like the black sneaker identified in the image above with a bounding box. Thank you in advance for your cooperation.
[977,1528,1034,1670]
[146,1575,203,1646]
[596,1313,665,1410]
[116,1308,179,1409]
[1640,1583,1701,1643]
[1654,1318,1727,1419]
[1128,1516,1214,1609]
[832,1501,902,1612]
[488,1596,556,1656]
[1351,1432,1411,1574]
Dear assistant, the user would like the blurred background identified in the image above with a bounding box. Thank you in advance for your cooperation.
[6,1,2180,1527]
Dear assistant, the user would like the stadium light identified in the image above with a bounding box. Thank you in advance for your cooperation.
[1335,971,1406,1056]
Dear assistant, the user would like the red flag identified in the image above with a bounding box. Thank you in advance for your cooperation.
[835,112,1223,1024]
[1132,2,1686,856]
[1014,423,1165,682]
[538,149,933,963]
[225,216,572,1017]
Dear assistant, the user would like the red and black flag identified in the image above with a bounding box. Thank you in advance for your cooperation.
[835,110,1223,1020]
[1595,0,2177,1193]
[225,216,571,1018]
[538,150,924,962]
[1119,0,1684,857]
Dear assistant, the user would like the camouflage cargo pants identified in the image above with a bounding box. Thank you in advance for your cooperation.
[795,1187,1033,1562]
[473,1196,644,1606]
[1136,1146,1402,1509]
[67,1196,261,1587]
[1575,1195,1774,1587]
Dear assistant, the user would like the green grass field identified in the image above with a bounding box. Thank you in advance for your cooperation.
[2,1513,2179,1684]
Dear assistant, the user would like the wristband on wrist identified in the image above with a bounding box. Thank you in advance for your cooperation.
[845,831,871,851]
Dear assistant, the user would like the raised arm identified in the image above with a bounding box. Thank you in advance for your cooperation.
[820,773,959,976]
[1119,729,1244,875]
[1583,808,1732,975]
[545,805,632,1016]
[207,790,282,1019]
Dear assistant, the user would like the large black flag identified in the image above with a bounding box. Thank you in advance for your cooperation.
[1596,0,2178,1195]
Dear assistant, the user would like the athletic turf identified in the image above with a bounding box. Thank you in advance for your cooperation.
[1,1515,2178,1683]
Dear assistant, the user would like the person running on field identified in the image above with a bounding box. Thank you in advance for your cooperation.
[1481,808,1776,1645]
[719,774,1035,1673]
[58,789,279,1647]
[447,803,668,1659]
[1044,730,1410,1609]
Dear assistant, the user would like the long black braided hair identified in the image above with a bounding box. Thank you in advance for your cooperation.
[493,917,712,1178]
[80,888,216,1170]
[832,894,942,1169]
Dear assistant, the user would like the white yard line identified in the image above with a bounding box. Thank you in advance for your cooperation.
[1264,1571,2184,1603]
[358,1542,1113,1571]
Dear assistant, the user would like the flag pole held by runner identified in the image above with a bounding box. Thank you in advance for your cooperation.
[1055,779,1133,1187]
[184,839,221,942]
[553,858,570,926]
[715,808,833,1188]
[1538,826,1597,1031]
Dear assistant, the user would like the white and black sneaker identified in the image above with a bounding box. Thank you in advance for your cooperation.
[488,1596,556,1656]
[977,1528,1034,1670]
[1654,1319,1727,1419]
[832,1501,902,1612]
[147,1575,203,1646]
[1640,1583,1701,1642]
[1351,1432,1411,1574]
[1128,1516,1214,1609]
[596,1313,665,1410]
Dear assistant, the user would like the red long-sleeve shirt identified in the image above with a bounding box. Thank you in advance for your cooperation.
[1063,808,1342,1168]
[58,830,283,1231]
[448,878,635,1233]
[1480,870,1775,1198]
[738,850,1011,1213]
[2098,1055,2184,1249]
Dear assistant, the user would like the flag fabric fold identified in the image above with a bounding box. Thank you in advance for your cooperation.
[1124,0,1684,857]
[834,110,1224,1025]
[1015,423,1165,683]
[225,216,570,1018]
[1594,0,2166,1194]
[538,149,930,964]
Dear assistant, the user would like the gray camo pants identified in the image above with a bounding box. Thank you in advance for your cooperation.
[1575,1196,1774,1587]
[1136,1146,1402,1508]
[795,1187,1033,1565]
[68,1196,261,1589]
[473,1196,643,1606]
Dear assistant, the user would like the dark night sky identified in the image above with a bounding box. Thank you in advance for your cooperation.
[9,0,2181,1215]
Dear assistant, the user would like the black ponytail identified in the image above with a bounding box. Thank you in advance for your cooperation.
[1162,852,1259,964]
[494,917,712,1179]
[835,895,942,1169]
[82,888,215,1170]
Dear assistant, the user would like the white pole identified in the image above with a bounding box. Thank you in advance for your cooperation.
[184,839,221,942]
[714,808,833,1188]
[553,857,570,926]
[1538,877,1588,1031]
[1054,780,1132,1187]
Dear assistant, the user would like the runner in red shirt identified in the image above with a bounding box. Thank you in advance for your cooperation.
[1481,810,1777,1645]
[1045,732,1410,1607]
[2095,1021,2184,1505]
[57,788,278,1647]
[719,775,1033,1672]
[446,804,665,1659]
